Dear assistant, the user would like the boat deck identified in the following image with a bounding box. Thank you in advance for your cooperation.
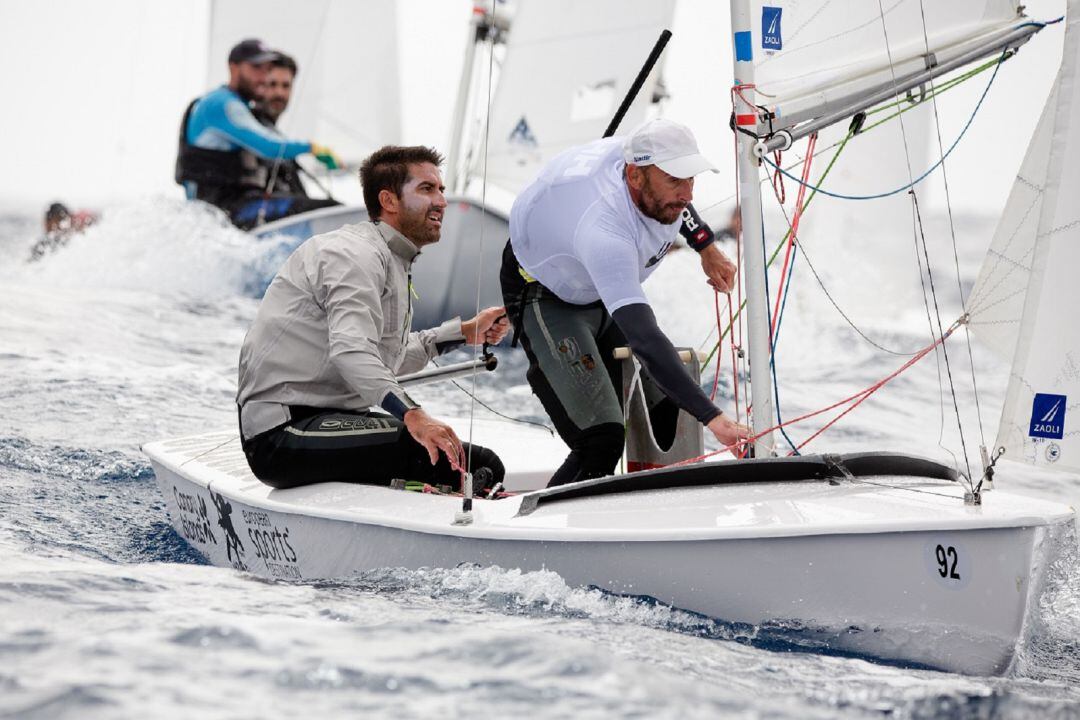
[144,426,1075,542]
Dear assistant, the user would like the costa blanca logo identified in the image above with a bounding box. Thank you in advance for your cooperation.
[173,487,217,546]
[1029,393,1067,439]
[762,7,783,51]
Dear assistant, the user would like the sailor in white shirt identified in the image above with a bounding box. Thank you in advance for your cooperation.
[501,119,749,487]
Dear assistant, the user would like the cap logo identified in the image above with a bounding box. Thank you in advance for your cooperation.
[633,153,652,163]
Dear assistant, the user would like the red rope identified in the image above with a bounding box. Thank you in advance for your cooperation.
[771,151,785,204]
[667,322,960,467]
[769,133,816,341]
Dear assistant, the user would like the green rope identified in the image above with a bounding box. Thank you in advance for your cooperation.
[701,53,1007,370]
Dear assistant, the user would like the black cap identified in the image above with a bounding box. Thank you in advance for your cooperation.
[228,38,278,65]
[46,202,70,223]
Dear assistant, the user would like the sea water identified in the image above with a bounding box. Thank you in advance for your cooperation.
[1,200,1078,719]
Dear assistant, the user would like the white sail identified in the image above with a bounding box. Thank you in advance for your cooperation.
[748,0,1024,131]
[472,0,676,195]
[969,3,1079,472]
[206,0,400,165]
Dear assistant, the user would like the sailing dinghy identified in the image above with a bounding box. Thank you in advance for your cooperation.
[147,0,1079,674]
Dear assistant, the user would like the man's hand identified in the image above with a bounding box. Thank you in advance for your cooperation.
[462,306,510,346]
[403,408,464,470]
[310,142,343,170]
[699,243,738,293]
[706,413,751,455]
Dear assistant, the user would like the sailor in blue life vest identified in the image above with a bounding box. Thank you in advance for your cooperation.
[175,38,341,230]
[501,118,751,488]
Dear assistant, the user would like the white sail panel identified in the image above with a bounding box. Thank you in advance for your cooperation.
[207,0,400,165]
[477,0,676,195]
[748,0,1023,129]
[974,4,1080,472]
[967,87,1054,362]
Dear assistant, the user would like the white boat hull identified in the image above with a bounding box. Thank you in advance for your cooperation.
[145,429,1074,675]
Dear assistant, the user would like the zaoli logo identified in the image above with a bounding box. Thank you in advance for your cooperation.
[762,7,783,51]
[1029,393,1067,439]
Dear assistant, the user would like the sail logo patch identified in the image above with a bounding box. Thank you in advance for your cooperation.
[1029,393,1066,439]
[762,7,783,51]
[508,116,538,147]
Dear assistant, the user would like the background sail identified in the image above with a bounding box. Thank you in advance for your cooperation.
[207,0,401,165]
[969,3,1079,472]
[749,0,1023,130]
[472,0,676,195]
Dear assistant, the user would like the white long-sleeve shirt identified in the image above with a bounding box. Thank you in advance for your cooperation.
[509,137,679,313]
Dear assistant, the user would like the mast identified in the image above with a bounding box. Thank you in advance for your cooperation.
[446,2,512,194]
[730,0,776,456]
[446,8,482,194]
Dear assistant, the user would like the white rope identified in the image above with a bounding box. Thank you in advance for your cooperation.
[465,0,499,476]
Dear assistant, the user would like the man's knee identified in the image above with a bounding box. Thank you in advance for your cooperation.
[572,423,625,475]
[469,444,506,491]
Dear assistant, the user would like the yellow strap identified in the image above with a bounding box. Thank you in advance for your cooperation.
[518,266,536,283]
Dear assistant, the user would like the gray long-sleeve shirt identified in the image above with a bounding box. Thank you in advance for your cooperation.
[237,220,464,440]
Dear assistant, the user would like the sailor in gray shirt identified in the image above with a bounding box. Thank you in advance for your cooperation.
[237,145,509,490]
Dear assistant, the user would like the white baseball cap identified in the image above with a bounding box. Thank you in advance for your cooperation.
[622,118,718,178]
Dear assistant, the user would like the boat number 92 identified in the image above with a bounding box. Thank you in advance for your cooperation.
[935,544,961,580]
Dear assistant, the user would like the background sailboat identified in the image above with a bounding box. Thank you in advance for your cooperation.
[447,0,676,204]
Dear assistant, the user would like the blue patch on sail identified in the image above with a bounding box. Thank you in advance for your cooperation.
[734,31,753,61]
[508,116,537,147]
[1030,393,1067,439]
[762,7,783,51]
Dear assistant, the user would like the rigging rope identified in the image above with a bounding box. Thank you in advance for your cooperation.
[704,19,1024,466]
[874,0,972,484]
[700,55,999,368]
[673,320,963,467]
[464,0,501,486]
[760,49,1008,202]
[916,0,989,453]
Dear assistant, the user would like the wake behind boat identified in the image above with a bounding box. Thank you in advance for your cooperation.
[144,426,1072,675]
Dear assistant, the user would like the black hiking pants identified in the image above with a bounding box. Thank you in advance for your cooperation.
[241,406,504,492]
[500,241,677,487]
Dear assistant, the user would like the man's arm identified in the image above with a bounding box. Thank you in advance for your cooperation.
[580,229,749,451]
[611,303,719,424]
[199,92,312,161]
[398,317,467,376]
[398,307,511,374]
[680,204,738,292]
